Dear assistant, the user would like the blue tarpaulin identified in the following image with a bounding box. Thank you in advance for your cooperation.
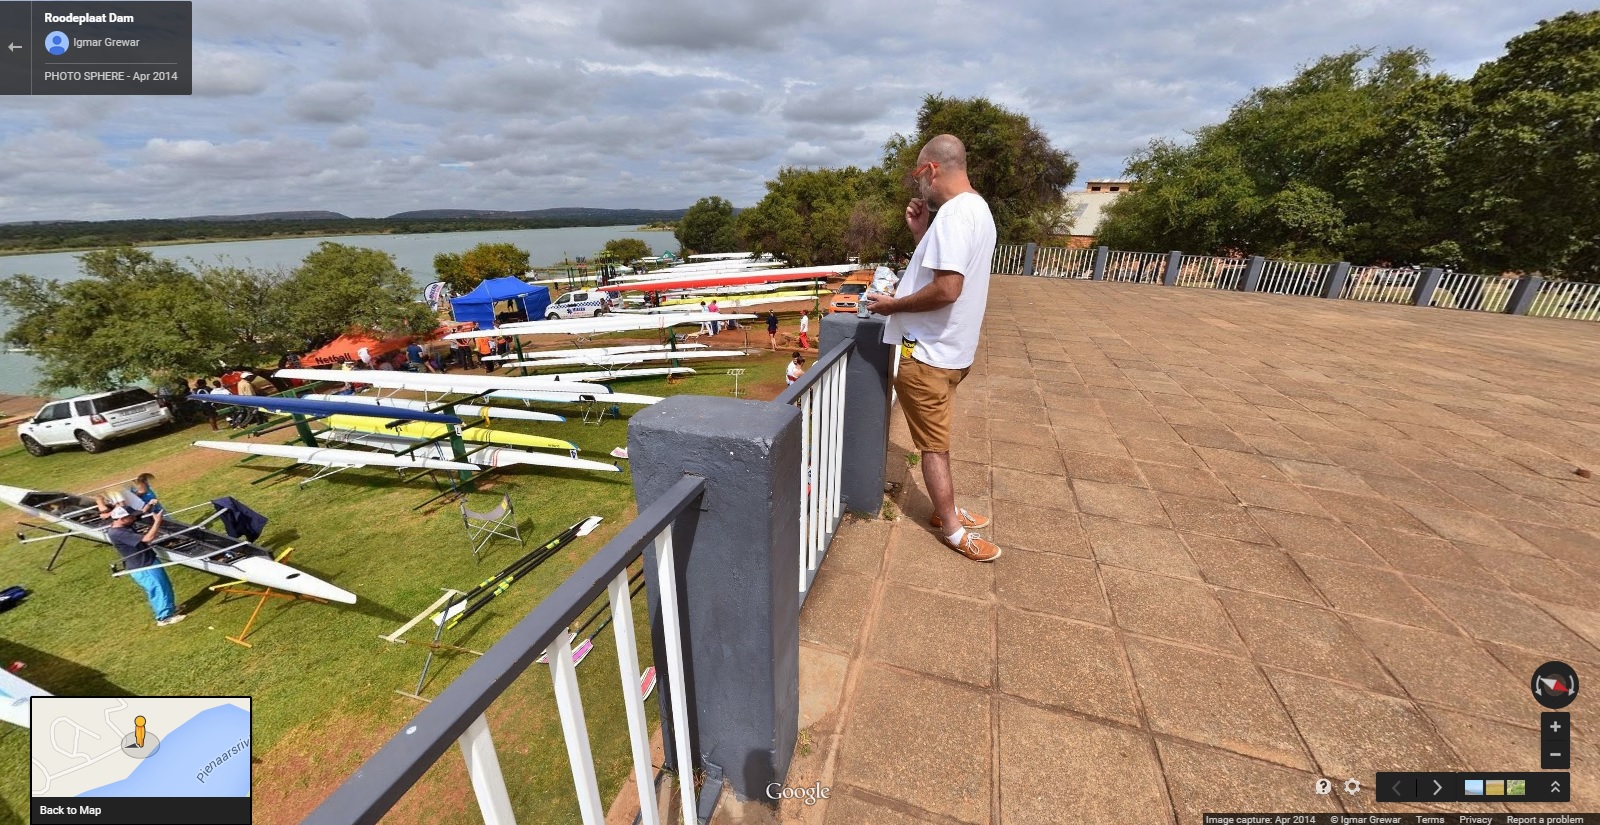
[449,278,551,328]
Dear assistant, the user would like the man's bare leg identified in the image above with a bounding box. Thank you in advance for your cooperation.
[922,450,961,534]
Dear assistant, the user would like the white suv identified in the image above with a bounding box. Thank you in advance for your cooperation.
[545,290,609,320]
[17,387,174,456]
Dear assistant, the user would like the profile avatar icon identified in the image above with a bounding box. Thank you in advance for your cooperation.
[45,31,69,55]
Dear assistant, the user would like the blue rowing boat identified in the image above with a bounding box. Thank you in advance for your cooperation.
[191,393,463,424]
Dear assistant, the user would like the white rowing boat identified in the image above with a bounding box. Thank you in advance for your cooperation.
[317,431,621,473]
[500,350,744,369]
[274,368,610,396]
[300,394,565,423]
[194,440,482,473]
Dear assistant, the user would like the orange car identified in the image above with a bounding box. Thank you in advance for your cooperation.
[828,271,875,314]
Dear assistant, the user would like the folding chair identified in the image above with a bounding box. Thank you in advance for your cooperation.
[459,494,523,563]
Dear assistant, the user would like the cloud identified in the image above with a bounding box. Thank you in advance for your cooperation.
[286,81,376,123]
[597,0,821,50]
[782,85,896,125]
[192,48,275,97]
[328,125,370,149]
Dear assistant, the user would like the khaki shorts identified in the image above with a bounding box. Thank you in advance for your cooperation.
[895,356,970,453]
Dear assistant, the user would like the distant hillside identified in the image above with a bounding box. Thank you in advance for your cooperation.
[180,210,352,222]
[0,207,690,255]
[386,207,686,222]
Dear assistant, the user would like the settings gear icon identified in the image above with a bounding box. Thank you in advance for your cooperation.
[1344,778,1362,795]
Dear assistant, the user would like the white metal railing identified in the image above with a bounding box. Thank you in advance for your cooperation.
[305,477,708,825]
[1176,255,1244,290]
[775,343,851,599]
[1343,266,1420,304]
[1258,260,1331,296]
[1034,246,1096,278]
[1531,279,1600,321]
[993,244,1027,275]
[1430,271,1518,312]
[1105,250,1166,283]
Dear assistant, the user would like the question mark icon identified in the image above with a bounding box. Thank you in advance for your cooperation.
[1315,778,1332,795]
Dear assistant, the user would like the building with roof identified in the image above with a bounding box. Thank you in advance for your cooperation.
[1055,178,1134,248]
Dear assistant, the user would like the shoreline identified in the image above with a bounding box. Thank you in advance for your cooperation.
[0,225,676,258]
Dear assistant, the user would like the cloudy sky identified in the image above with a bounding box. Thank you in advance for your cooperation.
[0,0,1577,221]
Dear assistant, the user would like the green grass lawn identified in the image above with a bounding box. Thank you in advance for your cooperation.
[0,346,793,824]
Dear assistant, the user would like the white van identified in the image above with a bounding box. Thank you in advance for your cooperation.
[545,290,609,320]
[17,387,174,456]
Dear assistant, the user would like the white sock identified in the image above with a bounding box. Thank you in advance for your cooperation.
[946,527,967,545]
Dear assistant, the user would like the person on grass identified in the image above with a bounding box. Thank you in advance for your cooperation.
[96,502,185,626]
[864,134,1000,563]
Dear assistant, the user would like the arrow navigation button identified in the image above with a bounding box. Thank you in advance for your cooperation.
[1432,779,1443,796]
[7,43,19,52]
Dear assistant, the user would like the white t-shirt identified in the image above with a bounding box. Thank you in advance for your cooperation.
[799,313,809,332]
[881,191,996,369]
[785,361,804,384]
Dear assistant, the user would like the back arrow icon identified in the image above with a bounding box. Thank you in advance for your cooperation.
[7,43,19,52]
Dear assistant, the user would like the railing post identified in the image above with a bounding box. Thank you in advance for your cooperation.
[1092,246,1108,281]
[1412,267,1444,307]
[629,396,802,809]
[1022,242,1038,276]
[1162,250,1182,286]
[1240,256,1264,292]
[1323,262,1352,299]
[1506,275,1542,315]
[820,314,892,517]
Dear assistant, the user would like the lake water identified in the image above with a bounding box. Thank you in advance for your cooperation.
[0,225,674,397]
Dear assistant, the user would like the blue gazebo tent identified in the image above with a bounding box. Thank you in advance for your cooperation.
[449,277,551,328]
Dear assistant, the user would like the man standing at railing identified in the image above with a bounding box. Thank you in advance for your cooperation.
[864,134,1000,563]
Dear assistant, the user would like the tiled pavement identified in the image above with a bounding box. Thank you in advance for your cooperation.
[761,276,1600,823]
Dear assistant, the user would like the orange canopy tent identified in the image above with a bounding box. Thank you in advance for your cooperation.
[302,333,409,367]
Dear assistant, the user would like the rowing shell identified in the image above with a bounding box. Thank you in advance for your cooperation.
[322,415,578,452]
[0,484,356,604]
[318,431,620,473]
[274,368,610,396]
[489,389,663,406]
[300,394,564,423]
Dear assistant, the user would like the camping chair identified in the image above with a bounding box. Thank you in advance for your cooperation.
[459,494,523,563]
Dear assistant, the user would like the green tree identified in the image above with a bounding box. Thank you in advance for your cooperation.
[280,242,436,347]
[735,167,892,265]
[600,237,653,262]
[1454,11,1600,280]
[433,242,531,293]
[675,196,739,255]
[881,94,1079,246]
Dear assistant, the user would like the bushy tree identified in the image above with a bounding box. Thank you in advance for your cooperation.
[600,237,653,262]
[735,167,893,265]
[432,242,531,293]
[675,196,739,255]
[283,242,437,347]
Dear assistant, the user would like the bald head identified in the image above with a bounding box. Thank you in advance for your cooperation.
[919,134,967,171]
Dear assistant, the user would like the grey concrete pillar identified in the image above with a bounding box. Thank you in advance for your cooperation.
[629,396,802,806]
[1022,242,1038,277]
[1412,267,1444,307]
[820,314,892,517]
[1092,246,1108,281]
[1505,275,1542,315]
[1163,250,1183,286]
[1323,262,1353,299]
[1240,256,1265,292]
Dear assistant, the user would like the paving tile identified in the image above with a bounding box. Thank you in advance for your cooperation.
[1103,567,1244,653]
[1247,509,1385,565]
[1172,424,1255,453]
[996,547,1111,625]
[1267,668,1463,778]
[1349,470,1465,508]
[1501,520,1600,566]
[1270,458,1375,494]
[1107,416,1183,442]
[997,608,1137,724]
[1071,480,1170,527]
[1125,638,1310,769]
[1345,616,1525,719]
[1315,446,1417,478]
[1461,543,1600,608]
[1346,523,1495,586]
[1082,515,1201,579]
[990,439,1065,476]
[1061,451,1147,486]
[1302,488,1436,534]
[989,499,1089,557]
[823,792,934,825]
[1483,641,1600,746]
[949,458,993,500]
[1122,436,1207,468]
[1218,591,1396,691]
[835,665,990,823]
[1216,473,1329,516]
[1193,446,1287,479]
[867,585,991,687]
[1407,577,1600,663]
[991,466,1073,508]
[1097,399,1169,423]
[799,567,875,652]
[990,422,1056,449]
[1238,433,1330,463]
[888,527,994,600]
[1181,533,1323,603]
[822,518,890,578]
[798,643,851,734]
[999,700,1170,825]
[1400,502,1537,550]
[1137,463,1235,502]
[1157,492,1272,543]
[1158,738,1340,821]
[1539,601,1600,653]
[1053,427,1131,458]
[1293,554,1456,633]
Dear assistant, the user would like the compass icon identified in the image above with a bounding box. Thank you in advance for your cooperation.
[1531,661,1579,709]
